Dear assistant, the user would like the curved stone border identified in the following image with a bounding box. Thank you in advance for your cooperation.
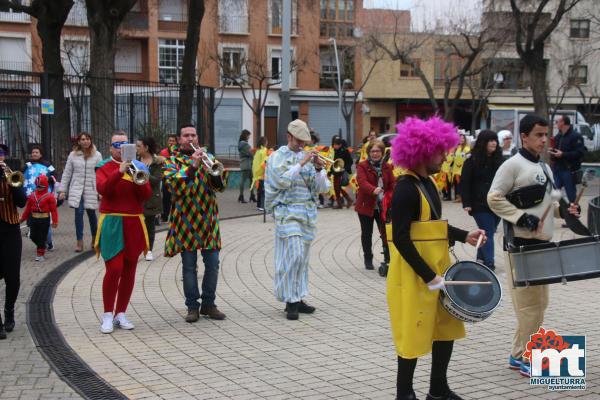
[23,213,261,400]
[27,250,127,400]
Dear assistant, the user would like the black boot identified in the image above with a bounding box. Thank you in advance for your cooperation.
[238,194,247,203]
[4,308,14,332]
[364,254,374,270]
[383,245,390,264]
[285,302,299,320]
[0,314,6,340]
[249,192,257,202]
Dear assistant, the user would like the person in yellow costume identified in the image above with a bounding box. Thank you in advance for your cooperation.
[359,130,378,162]
[435,151,454,198]
[387,117,485,400]
[251,136,269,211]
[450,134,470,203]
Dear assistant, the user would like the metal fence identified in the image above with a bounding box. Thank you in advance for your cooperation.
[0,69,214,175]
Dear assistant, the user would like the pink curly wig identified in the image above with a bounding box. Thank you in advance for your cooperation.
[391,116,459,170]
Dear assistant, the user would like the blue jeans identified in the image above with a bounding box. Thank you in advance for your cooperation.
[552,168,576,203]
[181,249,220,310]
[472,212,500,269]
[75,196,98,241]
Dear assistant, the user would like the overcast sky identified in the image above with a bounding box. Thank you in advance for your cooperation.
[364,0,482,31]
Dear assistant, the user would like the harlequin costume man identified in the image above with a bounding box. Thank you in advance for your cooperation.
[20,175,58,262]
[95,133,152,334]
[387,117,485,400]
[164,125,228,323]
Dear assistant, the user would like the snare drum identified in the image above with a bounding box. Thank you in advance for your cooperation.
[440,261,502,323]
[508,236,600,287]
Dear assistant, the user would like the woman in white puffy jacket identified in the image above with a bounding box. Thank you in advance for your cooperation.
[58,133,103,252]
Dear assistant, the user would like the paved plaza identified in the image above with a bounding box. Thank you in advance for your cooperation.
[2,187,600,399]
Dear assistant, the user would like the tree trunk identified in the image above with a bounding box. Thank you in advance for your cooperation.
[527,47,550,119]
[35,12,71,165]
[85,0,137,140]
[177,0,205,128]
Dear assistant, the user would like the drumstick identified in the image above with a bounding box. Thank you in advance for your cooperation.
[540,189,562,224]
[444,281,493,286]
[475,233,484,249]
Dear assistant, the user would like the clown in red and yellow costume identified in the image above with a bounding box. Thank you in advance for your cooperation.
[94,133,152,334]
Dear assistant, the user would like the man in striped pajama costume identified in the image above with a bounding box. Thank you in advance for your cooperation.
[265,120,331,320]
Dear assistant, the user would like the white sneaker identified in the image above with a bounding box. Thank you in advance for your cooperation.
[113,312,134,330]
[35,256,45,262]
[100,312,114,333]
[145,251,154,261]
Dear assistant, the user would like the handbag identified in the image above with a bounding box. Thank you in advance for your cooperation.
[340,171,350,187]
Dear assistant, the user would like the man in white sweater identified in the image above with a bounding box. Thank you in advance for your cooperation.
[488,114,581,379]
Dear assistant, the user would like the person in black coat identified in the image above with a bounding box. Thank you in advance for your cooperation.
[331,137,354,208]
[550,116,585,203]
[461,130,504,270]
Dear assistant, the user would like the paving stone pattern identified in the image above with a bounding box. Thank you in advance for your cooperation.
[50,189,600,399]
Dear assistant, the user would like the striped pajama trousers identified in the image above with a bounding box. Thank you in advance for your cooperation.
[274,235,311,303]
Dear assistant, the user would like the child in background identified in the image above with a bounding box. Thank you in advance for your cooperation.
[20,175,58,261]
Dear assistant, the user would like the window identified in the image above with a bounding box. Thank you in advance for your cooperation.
[482,58,530,90]
[269,48,295,86]
[219,0,248,34]
[62,40,89,75]
[569,65,588,85]
[400,60,420,78]
[319,46,353,89]
[159,39,184,83]
[115,40,142,73]
[270,0,298,35]
[434,50,466,87]
[158,0,187,21]
[0,36,31,71]
[570,19,590,38]
[320,0,354,38]
[221,47,245,86]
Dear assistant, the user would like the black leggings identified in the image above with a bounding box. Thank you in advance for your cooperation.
[30,217,50,250]
[357,210,385,258]
[0,221,22,312]
[397,340,454,398]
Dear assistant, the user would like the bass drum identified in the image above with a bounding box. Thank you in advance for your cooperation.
[440,261,502,323]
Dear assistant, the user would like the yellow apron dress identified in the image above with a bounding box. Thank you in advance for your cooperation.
[386,173,465,359]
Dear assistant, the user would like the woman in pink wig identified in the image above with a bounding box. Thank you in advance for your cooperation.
[387,116,485,400]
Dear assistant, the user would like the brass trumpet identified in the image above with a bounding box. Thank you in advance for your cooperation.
[315,154,345,173]
[0,162,24,188]
[190,142,224,177]
[127,162,149,185]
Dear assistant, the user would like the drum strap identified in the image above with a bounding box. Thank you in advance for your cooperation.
[413,178,441,220]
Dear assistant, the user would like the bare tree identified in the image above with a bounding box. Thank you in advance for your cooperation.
[84,0,137,138]
[506,0,583,118]
[0,0,74,156]
[365,8,499,123]
[176,0,205,129]
[214,43,306,140]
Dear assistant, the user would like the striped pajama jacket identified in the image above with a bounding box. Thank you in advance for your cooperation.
[265,146,330,303]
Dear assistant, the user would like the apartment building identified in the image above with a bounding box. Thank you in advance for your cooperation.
[0,0,365,153]
[482,0,600,131]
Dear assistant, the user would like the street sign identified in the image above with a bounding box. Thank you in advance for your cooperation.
[41,99,54,115]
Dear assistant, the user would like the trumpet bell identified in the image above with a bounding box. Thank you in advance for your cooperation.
[8,170,25,188]
[208,160,224,177]
[332,159,345,173]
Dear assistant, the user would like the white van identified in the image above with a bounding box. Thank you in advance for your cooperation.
[486,107,598,151]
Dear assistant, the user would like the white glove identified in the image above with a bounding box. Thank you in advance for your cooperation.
[427,278,446,291]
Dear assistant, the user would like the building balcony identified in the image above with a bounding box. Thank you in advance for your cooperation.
[0,61,32,72]
[219,15,249,35]
[115,64,143,74]
[0,9,30,23]
[319,22,354,39]
[158,12,187,31]
[122,11,149,30]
